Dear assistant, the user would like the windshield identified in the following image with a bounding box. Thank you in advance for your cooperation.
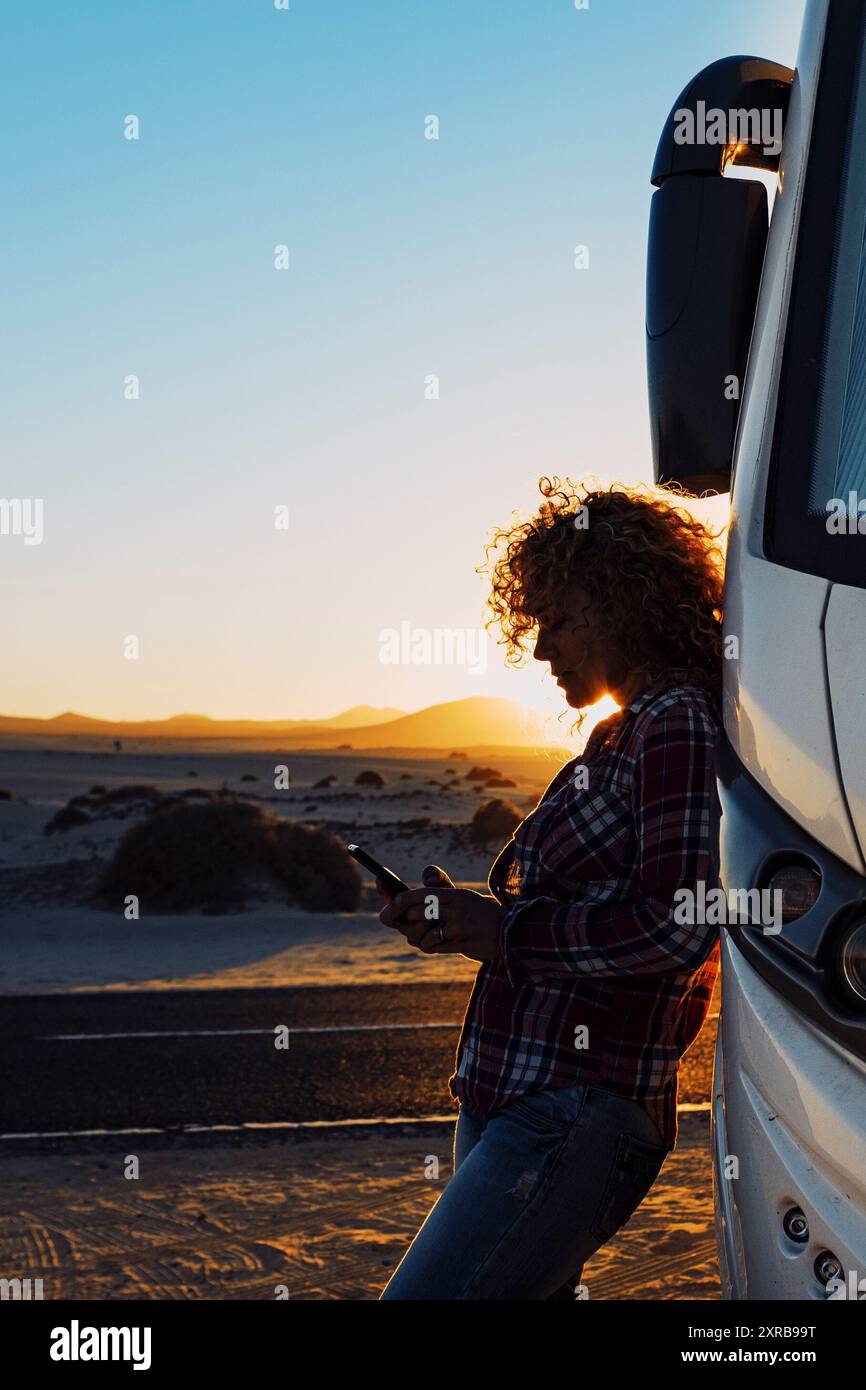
[765,1,866,586]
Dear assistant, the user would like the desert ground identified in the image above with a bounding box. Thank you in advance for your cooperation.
[0,740,557,993]
[0,1115,719,1300]
[0,738,722,1299]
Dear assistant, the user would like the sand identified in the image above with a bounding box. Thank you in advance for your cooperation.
[0,739,721,1301]
[0,1115,719,1300]
[0,904,480,994]
[0,743,551,993]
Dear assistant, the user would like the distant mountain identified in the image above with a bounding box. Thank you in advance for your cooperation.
[282,696,555,750]
[322,705,405,728]
[0,697,559,749]
[47,711,105,728]
[0,705,405,739]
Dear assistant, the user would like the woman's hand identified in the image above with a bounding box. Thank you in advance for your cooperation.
[378,864,505,963]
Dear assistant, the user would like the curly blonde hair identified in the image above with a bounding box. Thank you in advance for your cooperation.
[480,477,726,732]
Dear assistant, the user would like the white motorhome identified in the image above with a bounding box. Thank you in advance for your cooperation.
[646,0,866,1299]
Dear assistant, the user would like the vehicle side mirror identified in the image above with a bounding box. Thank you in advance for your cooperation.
[647,174,768,495]
[646,56,793,495]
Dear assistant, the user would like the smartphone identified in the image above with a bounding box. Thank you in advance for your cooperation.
[346,843,410,900]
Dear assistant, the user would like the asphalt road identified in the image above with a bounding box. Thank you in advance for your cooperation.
[0,983,717,1136]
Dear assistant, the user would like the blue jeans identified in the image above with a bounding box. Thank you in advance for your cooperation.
[379,1083,668,1300]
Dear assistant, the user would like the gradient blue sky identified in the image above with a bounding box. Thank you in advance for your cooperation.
[1,0,804,723]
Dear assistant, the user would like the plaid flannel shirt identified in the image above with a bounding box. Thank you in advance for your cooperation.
[449,682,722,1150]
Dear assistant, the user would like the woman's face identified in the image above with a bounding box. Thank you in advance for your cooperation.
[532,581,627,708]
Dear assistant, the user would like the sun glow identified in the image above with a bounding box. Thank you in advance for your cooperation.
[580,694,622,738]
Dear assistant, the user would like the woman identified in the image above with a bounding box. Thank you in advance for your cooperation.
[378,477,726,1301]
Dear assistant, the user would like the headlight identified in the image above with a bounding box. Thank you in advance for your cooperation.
[838,920,866,1004]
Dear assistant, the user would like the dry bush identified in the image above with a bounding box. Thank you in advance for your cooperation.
[97,797,361,913]
[355,770,386,788]
[45,785,165,835]
[469,798,523,847]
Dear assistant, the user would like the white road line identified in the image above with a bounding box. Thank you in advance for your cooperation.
[0,1102,712,1143]
[34,1022,461,1041]
[0,1116,457,1141]
[36,1013,720,1041]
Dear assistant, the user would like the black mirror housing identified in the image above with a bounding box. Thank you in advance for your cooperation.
[646,56,794,495]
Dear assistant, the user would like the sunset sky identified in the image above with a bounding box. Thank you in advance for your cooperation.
[1,0,803,724]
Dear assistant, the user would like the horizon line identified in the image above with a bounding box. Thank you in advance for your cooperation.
[0,693,550,728]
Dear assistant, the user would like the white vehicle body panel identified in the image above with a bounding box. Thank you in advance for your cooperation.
[712,0,866,1299]
[714,935,866,1299]
[724,0,864,875]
